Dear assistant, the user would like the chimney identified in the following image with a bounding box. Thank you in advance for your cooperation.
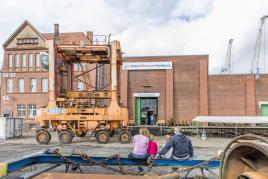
[54,24,59,39]
[86,31,93,44]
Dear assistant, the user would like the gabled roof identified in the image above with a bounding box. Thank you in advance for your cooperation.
[3,20,46,48]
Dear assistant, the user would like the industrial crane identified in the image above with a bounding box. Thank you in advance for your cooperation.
[250,15,268,79]
[221,39,233,74]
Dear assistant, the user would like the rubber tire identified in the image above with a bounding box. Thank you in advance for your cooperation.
[58,130,74,144]
[36,129,51,145]
[96,131,110,144]
[118,130,132,144]
[76,132,87,137]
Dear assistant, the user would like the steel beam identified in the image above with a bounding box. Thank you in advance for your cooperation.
[3,152,220,176]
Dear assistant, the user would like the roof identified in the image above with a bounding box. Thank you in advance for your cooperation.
[124,54,209,58]
[3,20,91,48]
[3,20,46,48]
[192,116,268,124]
[43,32,90,45]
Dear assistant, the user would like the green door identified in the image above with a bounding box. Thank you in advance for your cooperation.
[261,104,268,116]
[135,97,141,125]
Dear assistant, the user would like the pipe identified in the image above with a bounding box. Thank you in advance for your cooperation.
[220,134,268,179]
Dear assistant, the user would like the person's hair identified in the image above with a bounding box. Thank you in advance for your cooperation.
[140,127,150,137]
[174,126,182,135]
[149,134,154,141]
[164,134,171,142]
[145,128,151,137]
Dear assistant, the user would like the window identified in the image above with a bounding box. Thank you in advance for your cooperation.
[17,104,26,117]
[74,63,79,71]
[40,53,49,71]
[77,81,84,91]
[18,79,24,92]
[8,55,13,68]
[29,54,33,67]
[22,54,26,67]
[30,79,37,92]
[28,104,36,117]
[15,54,20,67]
[17,38,38,45]
[42,79,48,92]
[35,53,40,67]
[6,79,13,93]
[80,63,86,71]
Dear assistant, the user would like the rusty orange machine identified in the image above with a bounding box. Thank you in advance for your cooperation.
[35,24,130,144]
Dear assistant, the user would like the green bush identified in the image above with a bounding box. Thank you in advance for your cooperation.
[191,121,202,127]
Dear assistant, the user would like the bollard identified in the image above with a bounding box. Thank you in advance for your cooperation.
[0,163,7,177]
[201,131,207,140]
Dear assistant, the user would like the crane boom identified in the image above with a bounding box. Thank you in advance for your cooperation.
[221,39,233,74]
[250,15,268,76]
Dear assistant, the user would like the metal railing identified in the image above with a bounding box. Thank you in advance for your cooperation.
[91,35,108,45]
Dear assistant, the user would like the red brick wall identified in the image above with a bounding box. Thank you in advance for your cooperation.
[255,75,268,115]
[199,59,208,116]
[127,70,166,121]
[1,50,49,125]
[165,69,173,122]
[208,75,247,116]
[173,57,202,122]
[124,55,208,123]
[246,75,256,115]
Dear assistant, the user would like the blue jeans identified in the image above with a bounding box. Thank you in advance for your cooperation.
[128,152,148,160]
[172,154,191,161]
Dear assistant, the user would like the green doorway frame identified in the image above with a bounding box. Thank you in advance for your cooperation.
[261,104,268,116]
[135,97,158,125]
[135,97,141,125]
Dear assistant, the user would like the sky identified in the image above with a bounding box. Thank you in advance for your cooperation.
[1,0,268,74]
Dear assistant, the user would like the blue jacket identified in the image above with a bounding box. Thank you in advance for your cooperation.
[159,134,193,158]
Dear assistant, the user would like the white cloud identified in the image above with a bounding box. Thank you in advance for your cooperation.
[115,0,268,74]
[171,0,213,20]
[1,0,268,74]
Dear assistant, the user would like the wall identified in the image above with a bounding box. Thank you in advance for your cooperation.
[127,70,166,121]
[173,56,203,122]
[208,75,247,116]
[256,75,268,115]
[6,24,46,49]
[123,55,208,123]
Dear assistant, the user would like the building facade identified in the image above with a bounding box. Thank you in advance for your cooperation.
[120,56,208,125]
[0,21,92,129]
[2,20,268,129]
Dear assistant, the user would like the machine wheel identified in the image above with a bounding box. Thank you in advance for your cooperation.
[96,131,110,144]
[36,129,51,145]
[118,130,132,144]
[76,132,87,137]
[58,130,73,144]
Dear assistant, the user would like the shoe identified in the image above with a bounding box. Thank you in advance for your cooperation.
[137,166,144,172]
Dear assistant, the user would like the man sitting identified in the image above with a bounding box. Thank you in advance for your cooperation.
[157,126,193,160]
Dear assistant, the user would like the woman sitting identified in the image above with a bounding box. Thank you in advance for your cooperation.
[128,127,149,160]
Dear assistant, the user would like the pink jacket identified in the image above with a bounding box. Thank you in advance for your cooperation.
[147,141,158,155]
[133,134,149,155]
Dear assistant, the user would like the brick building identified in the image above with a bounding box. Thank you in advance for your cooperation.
[120,56,208,125]
[1,20,268,128]
[0,21,92,129]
